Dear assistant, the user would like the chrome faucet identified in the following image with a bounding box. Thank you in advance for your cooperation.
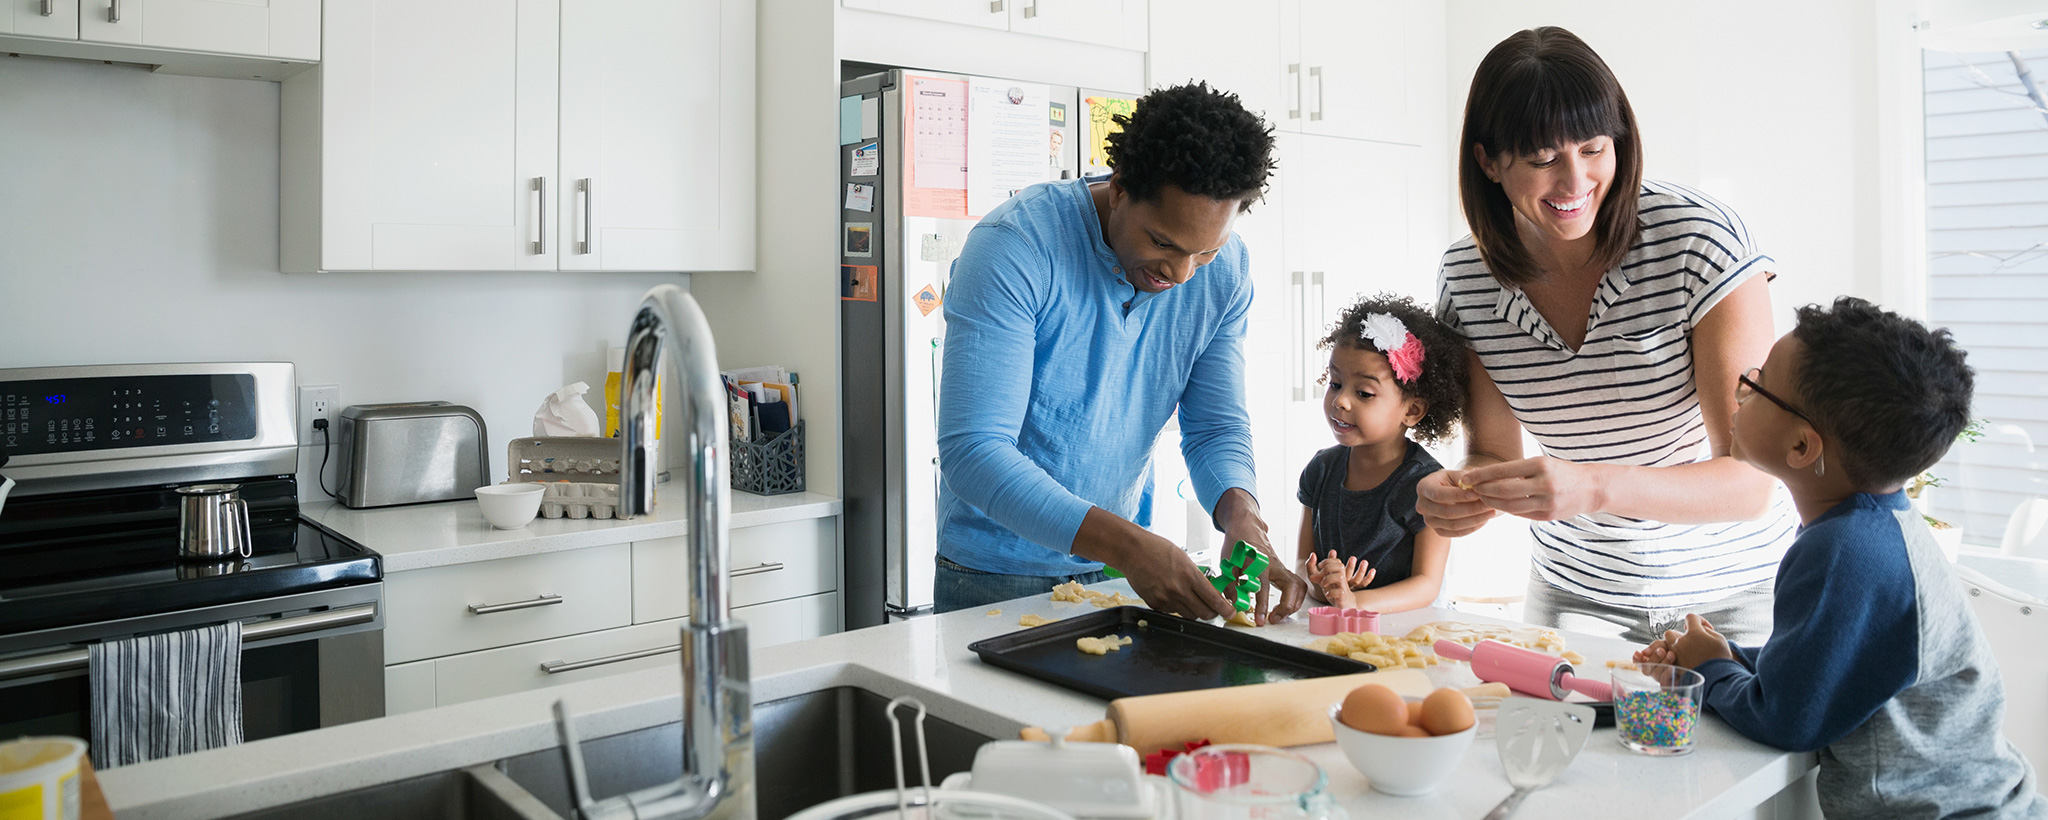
[554,284,753,820]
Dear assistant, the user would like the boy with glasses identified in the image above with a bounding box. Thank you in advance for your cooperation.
[1637,297,2041,818]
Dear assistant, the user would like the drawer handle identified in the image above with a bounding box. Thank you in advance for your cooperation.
[540,643,681,675]
[468,593,563,615]
[731,561,784,578]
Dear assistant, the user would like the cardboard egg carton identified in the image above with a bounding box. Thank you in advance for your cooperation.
[507,436,623,519]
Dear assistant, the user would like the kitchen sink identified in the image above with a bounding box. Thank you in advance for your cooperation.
[224,765,558,820]
[498,686,997,820]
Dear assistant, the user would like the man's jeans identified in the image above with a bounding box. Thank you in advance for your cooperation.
[932,554,1108,613]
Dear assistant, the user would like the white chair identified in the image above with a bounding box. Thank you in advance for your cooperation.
[2000,498,2048,560]
[1955,563,2047,779]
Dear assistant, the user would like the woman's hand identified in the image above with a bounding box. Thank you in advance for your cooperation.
[1416,469,1499,536]
[1460,456,1613,522]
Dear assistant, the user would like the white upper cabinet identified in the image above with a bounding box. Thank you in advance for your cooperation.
[76,0,317,59]
[1,0,81,39]
[283,0,754,274]
[0,0,316,75]
[557,0,755,272]
[1278,0,1419,145]
[845,0,1145,51]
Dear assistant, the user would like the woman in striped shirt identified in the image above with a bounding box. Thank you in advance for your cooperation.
[1419,27,1799,644]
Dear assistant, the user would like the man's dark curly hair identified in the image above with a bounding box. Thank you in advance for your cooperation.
[1104,82,1275,212]
[1790,297,1975,489]
[1318,292,1465,444]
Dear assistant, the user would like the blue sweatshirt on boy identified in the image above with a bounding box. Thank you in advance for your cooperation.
[1695,491,2041,819]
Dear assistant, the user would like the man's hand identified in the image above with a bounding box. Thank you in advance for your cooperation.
[1669,613,1734,669]
[1460,456,1613,522]
[1072,507,1232,620]
[1215,489,1307,624]
[1415,469,1499,536]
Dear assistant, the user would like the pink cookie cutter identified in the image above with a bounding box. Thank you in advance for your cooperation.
[1307,606,1379,635]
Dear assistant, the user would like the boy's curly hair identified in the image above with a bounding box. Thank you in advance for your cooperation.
[1104,82,1275,211]
[1791,297,1975,488]
[1319,292,1466,444]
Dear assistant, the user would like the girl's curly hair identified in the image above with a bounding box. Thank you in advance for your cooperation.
[1318,292,1466,444]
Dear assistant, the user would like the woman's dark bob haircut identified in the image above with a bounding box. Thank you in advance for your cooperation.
[1458,27,1644,287]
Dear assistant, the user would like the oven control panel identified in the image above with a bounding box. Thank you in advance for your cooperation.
[1,374,259,456]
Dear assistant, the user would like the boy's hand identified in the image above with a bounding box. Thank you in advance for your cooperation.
[1669,613,1734,669]
[1633,637,1675,666]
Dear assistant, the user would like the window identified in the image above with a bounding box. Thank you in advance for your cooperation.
[1921,47,2048,551]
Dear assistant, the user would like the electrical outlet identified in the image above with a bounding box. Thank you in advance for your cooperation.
[298,385,340,445]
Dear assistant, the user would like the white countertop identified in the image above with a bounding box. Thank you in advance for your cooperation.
[97,581,1817,819]
[302,490,841,571]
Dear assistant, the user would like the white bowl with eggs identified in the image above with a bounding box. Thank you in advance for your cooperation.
[1327,699,1476,796]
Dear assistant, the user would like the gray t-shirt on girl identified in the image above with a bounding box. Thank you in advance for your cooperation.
[1296,440,1442,589]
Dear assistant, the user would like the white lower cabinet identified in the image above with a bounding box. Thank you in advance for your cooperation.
[381,514,844,714]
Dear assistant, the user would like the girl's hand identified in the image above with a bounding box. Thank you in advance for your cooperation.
[1460,456,1612,522]
[1340,555,1377,591]
[1415,469,1498,536]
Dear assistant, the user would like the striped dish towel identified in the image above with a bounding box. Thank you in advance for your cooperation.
[88,621,244,769]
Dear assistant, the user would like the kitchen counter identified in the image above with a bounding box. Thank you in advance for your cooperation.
[96,581,1819,819]
[302,490,841,571]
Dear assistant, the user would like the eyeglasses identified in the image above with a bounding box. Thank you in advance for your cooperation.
[1736,367,1812,425]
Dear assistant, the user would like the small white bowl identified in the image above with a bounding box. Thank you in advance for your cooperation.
[476,483,546,529]
[1328,703,1476,796]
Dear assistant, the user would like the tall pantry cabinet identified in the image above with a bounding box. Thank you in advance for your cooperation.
[282,0,755,273]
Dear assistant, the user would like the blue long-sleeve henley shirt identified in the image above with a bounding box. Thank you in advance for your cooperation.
[935,177,1258,576]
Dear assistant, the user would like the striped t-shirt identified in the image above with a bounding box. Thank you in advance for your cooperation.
[1434,181,1798,610]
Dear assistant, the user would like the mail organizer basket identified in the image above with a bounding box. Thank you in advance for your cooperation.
[731,421,804,496]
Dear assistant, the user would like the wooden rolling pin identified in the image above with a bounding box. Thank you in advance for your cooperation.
[1020,668,1434,754]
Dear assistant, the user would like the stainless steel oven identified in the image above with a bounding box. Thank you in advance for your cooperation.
[0,362,385,747]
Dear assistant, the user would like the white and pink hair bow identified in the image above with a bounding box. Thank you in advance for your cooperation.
[1360,312,1425,384]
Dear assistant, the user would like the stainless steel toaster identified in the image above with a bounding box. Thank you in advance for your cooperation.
[334,402,489,508]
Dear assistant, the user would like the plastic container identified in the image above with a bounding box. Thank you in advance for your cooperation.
[0,736,86,820]
[732,421,805,495]
[1306,607,1378,635]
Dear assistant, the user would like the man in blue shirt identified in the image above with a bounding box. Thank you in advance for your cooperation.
[935,83,1307,622]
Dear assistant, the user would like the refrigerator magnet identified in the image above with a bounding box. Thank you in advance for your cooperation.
[914,285,942,317]
[842,265,878,302]
[851,143,879,177]
[845,183,875,213]
[844,222,873,258]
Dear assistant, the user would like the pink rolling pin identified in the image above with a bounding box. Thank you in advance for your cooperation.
[1434,639,1613,702]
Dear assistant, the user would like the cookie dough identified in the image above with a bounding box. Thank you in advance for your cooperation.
[1076,634,1133,655]
[1018,614,1054,627]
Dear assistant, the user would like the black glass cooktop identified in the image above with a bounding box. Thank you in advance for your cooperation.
[0,478,380,635]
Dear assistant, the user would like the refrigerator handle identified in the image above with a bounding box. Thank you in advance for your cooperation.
[1291,271,1305,402]
[1287,64,1302,121]
[1309,66,1324,122]
[989,0,1003,12]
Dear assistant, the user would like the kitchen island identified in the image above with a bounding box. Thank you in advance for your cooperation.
[96,581,1820,819]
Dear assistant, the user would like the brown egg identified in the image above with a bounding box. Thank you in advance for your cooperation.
[1395,724,1432,738]
[1419,688,1476,736]
[1406,700,1425,726]
[1339,683,1409,736]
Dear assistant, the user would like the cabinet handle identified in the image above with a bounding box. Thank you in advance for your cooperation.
[39,0,53,17]
[1287,64,1301,120]
[731,561,785,578]
[531,177,547,255]
[1310,271,1326,397]
[1309,66,1324,122]
[107,0,119,23]
[989,0,1003,12]
[577,178,592,255]
[468,593,563,615]
[1291,271,1305,401]
[1023,0,1036,17]
[540,643,680,675]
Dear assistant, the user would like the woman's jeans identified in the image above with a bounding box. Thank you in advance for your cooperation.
[932,554,1108,614]
[1522,568,1776,646]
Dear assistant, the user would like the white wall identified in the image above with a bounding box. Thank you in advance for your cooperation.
[0,56,687,498]
[1444,1,1904,328]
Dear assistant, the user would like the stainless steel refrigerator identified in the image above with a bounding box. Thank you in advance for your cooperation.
[839,68,1136,627]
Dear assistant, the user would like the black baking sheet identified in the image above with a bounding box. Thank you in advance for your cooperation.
[967,606,1372,701]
